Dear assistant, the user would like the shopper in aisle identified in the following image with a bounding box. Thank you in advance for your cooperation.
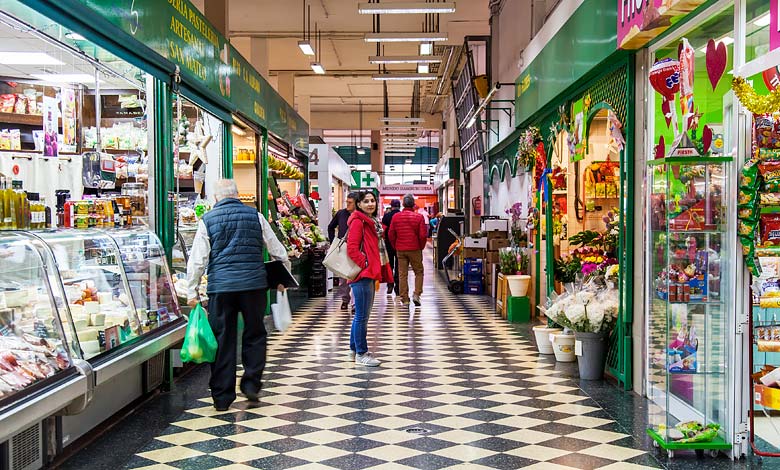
[347,190,390,367]
[382,199,401,296]
[185,179,289,411]
[329,192,357,310]
[389,194,428,307]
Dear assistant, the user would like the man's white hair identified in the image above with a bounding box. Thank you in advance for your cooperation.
[214,179,239,201]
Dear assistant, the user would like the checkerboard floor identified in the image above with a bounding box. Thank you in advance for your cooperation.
[119,255,664,470]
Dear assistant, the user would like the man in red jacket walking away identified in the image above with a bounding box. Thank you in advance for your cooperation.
[388,194,428,307]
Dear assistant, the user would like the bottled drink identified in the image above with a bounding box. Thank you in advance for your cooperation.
[3,178,17,229]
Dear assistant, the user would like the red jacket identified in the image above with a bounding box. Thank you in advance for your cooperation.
[347,211,391,282]
[388,208,427,251]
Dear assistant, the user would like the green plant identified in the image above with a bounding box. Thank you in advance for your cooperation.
[554,256,581,283]
[568,230,601,247]
[499,248,518,275]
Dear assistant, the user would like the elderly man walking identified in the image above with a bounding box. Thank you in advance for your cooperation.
[388,194,427,307]
[186,179,289,411]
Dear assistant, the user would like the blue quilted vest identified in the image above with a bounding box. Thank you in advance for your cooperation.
[202,198,268,293]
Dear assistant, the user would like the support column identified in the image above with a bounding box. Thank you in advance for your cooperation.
[250,38,270,78]
[370,130,382,176]
[204,0,229,37]
[152,78,174,260]
[297,95,311,125]
[276,72,295,107]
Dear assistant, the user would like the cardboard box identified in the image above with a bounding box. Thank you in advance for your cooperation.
[464,237,488,249]
[755,384,780,409]
[487,231,508,241]
[462,247,486,260]
[482,219,509,232]
[489,238,511,251]
[487,251,500,264]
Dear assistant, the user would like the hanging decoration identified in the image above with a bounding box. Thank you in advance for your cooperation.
[678,38,696,136]
[534,141,548,191]
[705,39,728,91]
[608,111,625,152]
[732,76,780,114]
[517,126,542,171]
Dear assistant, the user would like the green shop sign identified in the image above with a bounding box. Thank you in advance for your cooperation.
[515,0,620,126]
[69,0,307,146]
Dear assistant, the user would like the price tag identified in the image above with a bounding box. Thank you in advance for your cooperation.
[575,340,583,356]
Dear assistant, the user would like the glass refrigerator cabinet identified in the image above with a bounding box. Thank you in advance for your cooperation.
[646,155,734,457]
[0,232,75,405]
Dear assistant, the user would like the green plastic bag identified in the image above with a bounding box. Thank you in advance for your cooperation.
[180,303,218,364]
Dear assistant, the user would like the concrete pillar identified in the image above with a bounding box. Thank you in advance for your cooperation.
[297,95,311,125]
[250,38,269,78]
[204,0,229,37]
[370,130,383,176]
[276,72,295,107]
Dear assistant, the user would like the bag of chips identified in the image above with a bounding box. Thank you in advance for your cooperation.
[741,164,760,189]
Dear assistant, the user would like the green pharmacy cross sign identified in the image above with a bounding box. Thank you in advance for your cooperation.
[362,173,377,187]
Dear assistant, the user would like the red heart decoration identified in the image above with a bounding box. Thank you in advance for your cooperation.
[702,125,713,153]
[655,136,665,160]
[662,98,672,128]
[705,39,728,90]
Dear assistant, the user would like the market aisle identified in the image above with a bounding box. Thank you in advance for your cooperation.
[84,252,662,470]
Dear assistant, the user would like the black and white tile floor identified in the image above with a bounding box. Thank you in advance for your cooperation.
[65,253,766,469]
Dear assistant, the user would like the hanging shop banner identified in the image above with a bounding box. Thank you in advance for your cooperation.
[42,96,58,158]
[772,0,780,51]
[61,88,77,151]
[515,0,618,126]
[71,0,308,144]
[379,184,436,195]
[617,0,707,50]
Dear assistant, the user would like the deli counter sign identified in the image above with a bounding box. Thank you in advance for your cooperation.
[379,184,436,195]
[618,0,706,50]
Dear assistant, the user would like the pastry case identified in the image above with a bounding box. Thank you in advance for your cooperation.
[646,156,734,456]
[0,232,76,405]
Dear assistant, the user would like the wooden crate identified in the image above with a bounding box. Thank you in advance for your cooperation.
[496,273,508,319]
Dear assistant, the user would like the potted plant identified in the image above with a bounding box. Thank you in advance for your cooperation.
[554,256,581,291]
[499,247,531,297]
[539,268,619,377]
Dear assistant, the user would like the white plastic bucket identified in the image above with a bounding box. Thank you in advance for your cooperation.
[550,333,576,362]
[506,275,531,297]
[533,325,562,354]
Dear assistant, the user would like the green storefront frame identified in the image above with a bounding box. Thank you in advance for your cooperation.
[11,0,307,256]
[515,57,635,391]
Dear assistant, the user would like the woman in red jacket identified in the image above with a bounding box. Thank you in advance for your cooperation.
[347,191,391,367]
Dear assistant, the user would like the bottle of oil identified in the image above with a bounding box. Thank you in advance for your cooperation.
[3,177,16,229]
[12,181,28,230]
[0,178,5,230]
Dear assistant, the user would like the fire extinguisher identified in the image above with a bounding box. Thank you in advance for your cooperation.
[472,196,482,216]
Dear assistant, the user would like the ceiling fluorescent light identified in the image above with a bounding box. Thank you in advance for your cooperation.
[372,73,438,81]
[32,73,95,83]
[358,2,456,14]
[754,13,771,27]
[231,125,247,136]
[0,52,64,65]
[405,158,413,164]
[698,36,734,54]
[369,55,442,64]
[420,42,433,55]
[298,40,315,56]
[357,148,367,155]
[310,62,326,74]
[365,33,447,43]
[417,64,429,74]
[381,117,424,123]
[65,32,86,41]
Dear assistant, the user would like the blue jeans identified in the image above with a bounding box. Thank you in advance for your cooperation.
[350,278,375,355]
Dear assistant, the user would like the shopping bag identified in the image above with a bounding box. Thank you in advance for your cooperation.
[180,303,218,364]
[322,235,362,280]
[271,290,293,332]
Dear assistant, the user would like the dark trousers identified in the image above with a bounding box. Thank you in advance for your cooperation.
[387,245,399,294]
[207,288,268,407]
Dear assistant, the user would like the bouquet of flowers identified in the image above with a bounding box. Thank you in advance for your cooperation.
[539,279,619,333]
[517,126,542,170]
[499,247,530,275]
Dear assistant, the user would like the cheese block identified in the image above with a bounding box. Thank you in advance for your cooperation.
[69,304,84,317]
[91,313,106,327]
[73,319,88,330]
[34,305,52,320]
[76,327,98,342]
[98,292,112,305]
[81,340,101,356]
[84,301,100,315]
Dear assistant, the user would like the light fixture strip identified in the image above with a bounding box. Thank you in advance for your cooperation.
[381,117,424,123]
[358,2,456,15]
[372,73,438,81]
[364,32,448,43]
[368,55,442,64]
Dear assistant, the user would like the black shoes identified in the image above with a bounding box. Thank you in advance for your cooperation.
[214,403,230,412]
[341,301,349,310]
[241,382,261,402]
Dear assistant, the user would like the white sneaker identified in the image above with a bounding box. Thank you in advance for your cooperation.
[355,352,381,367]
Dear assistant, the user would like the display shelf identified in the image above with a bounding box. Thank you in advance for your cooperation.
[647,156,734,166]
[0,111,43,126]
[232,160,256,165]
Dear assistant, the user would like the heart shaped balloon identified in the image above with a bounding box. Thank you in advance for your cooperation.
[655,136,665,160]
[705,39,728,90]
[649,58,680,100]
[702,125,713,153]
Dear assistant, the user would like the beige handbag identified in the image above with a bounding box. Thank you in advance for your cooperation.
[323,226,362,280]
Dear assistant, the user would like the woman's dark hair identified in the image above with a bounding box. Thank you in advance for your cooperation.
[346,191,359,201]
[355,190,378,217]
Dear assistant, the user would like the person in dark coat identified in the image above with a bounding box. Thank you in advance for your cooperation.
[185,179,289,411]
[328,192,357,310]
[381,199,401,295]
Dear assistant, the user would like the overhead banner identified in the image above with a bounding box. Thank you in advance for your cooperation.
[379,184,436,195]
[70,0,308,144]
[617,0,706,50]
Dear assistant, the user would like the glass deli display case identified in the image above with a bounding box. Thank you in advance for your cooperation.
[0,232,75,404]
[646,156,733,456]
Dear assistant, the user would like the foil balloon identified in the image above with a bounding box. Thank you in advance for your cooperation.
[678,38,696,132]
[649,58,680,99]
